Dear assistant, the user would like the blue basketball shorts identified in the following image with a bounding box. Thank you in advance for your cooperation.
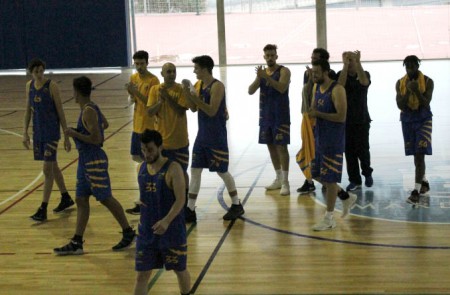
[258,124,290,145]
[311,151,344,183]
[401,119,432,156]
[33,140,58,161]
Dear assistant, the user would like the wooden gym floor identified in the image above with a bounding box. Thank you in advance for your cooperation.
[0,60,449,294]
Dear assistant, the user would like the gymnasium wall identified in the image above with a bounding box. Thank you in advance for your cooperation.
[0,0,129,70]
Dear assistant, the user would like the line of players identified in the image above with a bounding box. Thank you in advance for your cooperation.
[22,45,433,294]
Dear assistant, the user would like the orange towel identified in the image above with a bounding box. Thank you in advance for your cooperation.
[296,113,315,179]
[399,71,426,111]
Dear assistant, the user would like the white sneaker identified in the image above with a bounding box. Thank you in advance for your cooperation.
[280,182,290,196]
[312,216,336,231]
[341,192,357,218]
[265,179,282,190]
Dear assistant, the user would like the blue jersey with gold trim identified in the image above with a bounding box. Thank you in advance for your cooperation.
[29,79,60,142]
[74,102,104,153]
[138,160,186,247]
[196,79,228,147]
[314,82,345,154]
[259,65,290,126]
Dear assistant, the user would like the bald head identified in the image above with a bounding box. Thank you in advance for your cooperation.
[161,63,176,85]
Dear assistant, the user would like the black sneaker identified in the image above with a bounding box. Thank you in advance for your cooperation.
[112,229,136,251]
[125,204,141,215]
[297,180,316,194]
[406,190,420,205]
[420,181,430,194]
[30,207,47,222]
[53,197,75,213]
[223,203,245,221]
[185,207,197,223]
[54,240,84,256]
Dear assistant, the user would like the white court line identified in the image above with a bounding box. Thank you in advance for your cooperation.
[0,128,43,206]
[0,172,43,206]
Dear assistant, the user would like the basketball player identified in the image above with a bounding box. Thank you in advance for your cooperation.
[54,76,135,255]
[308,59,357,231]
[297,48,336,194]
[182,55,244,223]
[395,55,434,204]
[133,130,191,295]
[125,50,160,215]
[23,58,74,222]
[248,44,291,196]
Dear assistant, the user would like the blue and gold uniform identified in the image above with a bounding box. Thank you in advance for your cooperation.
[311,82,345,183]
[74,102,112,201]
[399,73,433,156]
[29,79,60,161]
[258,66,290,145]
[135,160,187,272]
[191,80,229,173]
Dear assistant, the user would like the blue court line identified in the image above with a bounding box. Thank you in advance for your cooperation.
[190,161,268,294]
[216,171,450,251]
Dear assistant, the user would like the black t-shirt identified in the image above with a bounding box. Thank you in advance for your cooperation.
[336,71,371,124]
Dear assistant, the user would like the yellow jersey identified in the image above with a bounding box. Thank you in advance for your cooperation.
[147,83,189,149]
[130,72,160,133]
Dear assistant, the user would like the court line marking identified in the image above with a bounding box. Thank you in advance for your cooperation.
[0,120,132,216]
[215,171,450,250]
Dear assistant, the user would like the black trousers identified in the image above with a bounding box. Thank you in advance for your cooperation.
[345,123,373,184]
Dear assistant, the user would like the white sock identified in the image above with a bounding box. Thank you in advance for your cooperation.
[187,199,196,211]
[307,178,313,184]
[281,170,289,183]
[325,211,334,219]
[230,196,240,205]
[414,183,421,191]
[275,169,282,180]
[422,175,428,182]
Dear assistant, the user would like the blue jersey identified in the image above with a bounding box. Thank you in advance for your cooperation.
[138,160,186,248]
[29,79,60,142]
[74,102,104,153]
[196,80,228,147]
[314,82,345,154]
[259,65,290,126]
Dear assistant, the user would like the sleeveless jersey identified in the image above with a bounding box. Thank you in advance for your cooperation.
[29,79,60,141]
[259,66,290,126]
[138,160,186,247]
[314,82,345,154]
[400,75,433,123]
[195,79,228,147]
[74,102,104,153]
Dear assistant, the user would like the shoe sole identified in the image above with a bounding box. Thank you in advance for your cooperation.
[347,186,362,192]
[223,210,245,221]
[297,189,316,194]
[312,223,337,231]
[112,235,136,251]
[54,249,84,256]
[53,203,75,214]
[125,211,141,215]
[30,217,47,222]
[265,187,282,190]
